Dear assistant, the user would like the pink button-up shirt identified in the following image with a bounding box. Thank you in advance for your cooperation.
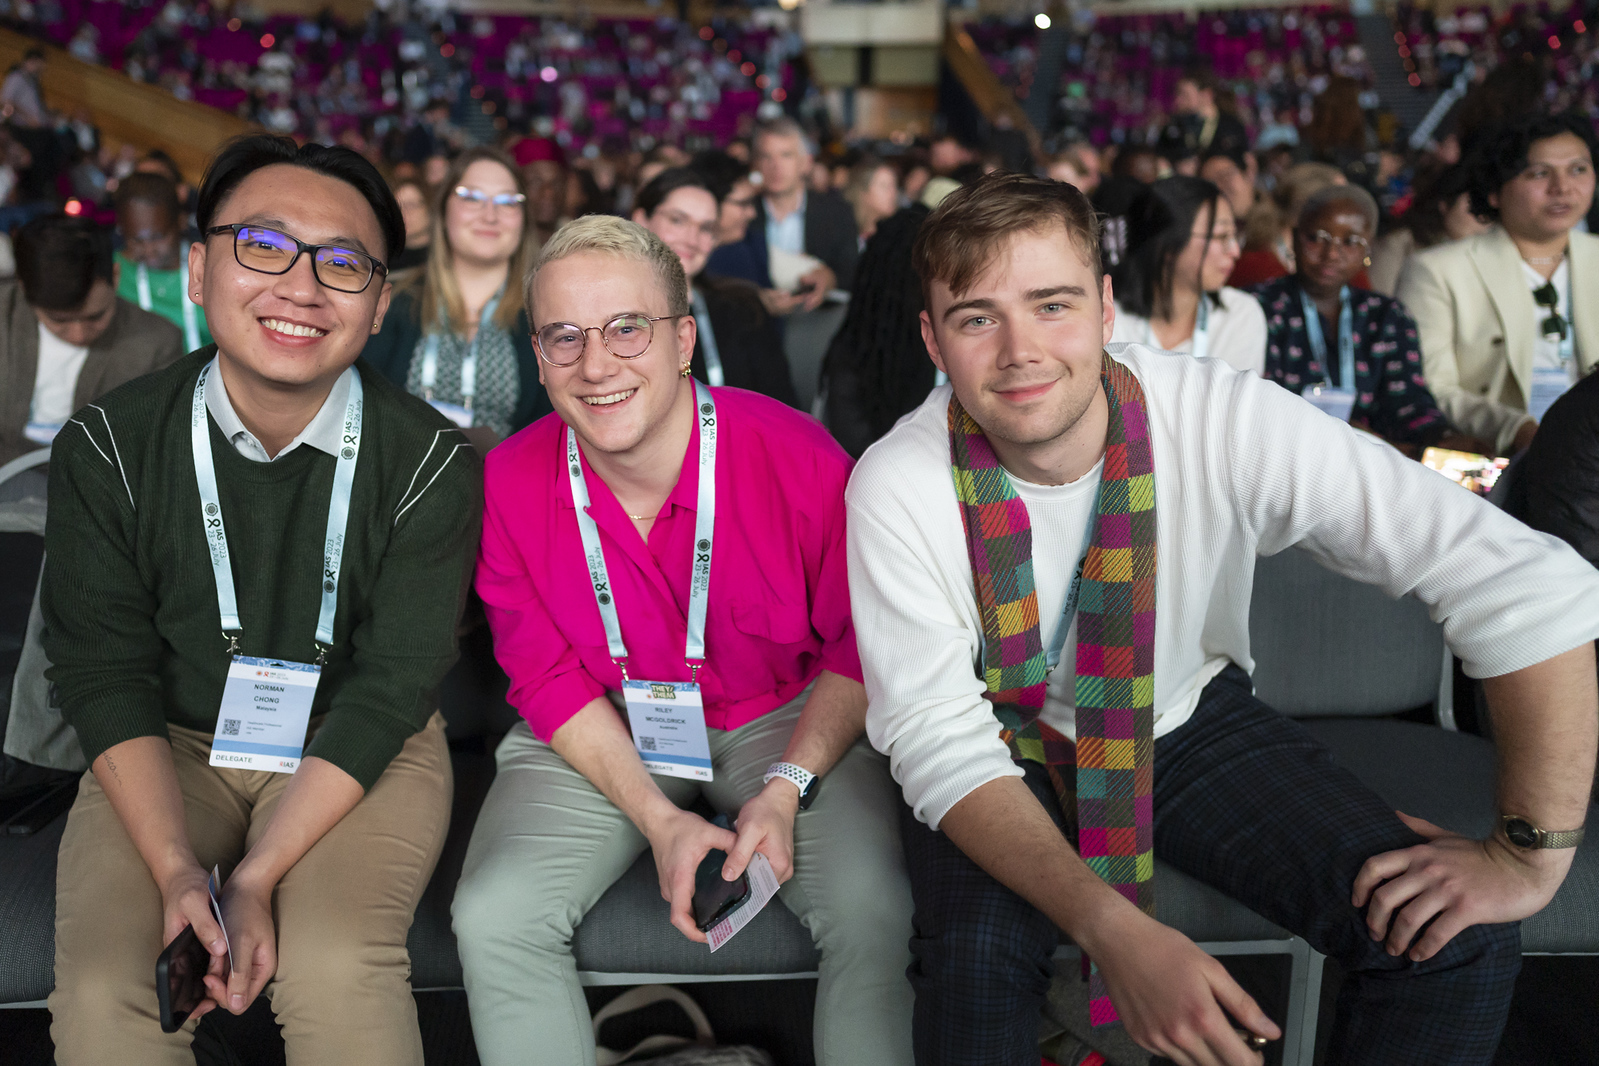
[478,387,862,742]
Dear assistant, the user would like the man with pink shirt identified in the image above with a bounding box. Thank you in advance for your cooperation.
[453,214,914,1066]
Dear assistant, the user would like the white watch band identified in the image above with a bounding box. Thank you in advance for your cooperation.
[764,761,815,794]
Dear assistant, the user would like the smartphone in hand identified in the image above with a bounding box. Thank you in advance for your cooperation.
[691,848,751,931]
[156,925,210,1032]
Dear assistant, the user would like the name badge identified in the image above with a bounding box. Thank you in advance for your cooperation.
[1529,366,1573,422]
[623,679,713,781]
[209,656,319,773]
[428,399,473,429]
[24,421,62,444]
[1305,385,1355,424]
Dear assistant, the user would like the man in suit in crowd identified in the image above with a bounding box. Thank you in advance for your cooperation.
[1399,113,1598,456]
[712,117,859,313]
[0,213,182,468]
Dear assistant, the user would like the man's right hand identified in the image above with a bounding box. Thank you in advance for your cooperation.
[158,862,230,1022]
[1084,906,1279,1066]
[643,806,739,944]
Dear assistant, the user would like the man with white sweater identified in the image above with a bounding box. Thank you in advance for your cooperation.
[846,172,1599,1066]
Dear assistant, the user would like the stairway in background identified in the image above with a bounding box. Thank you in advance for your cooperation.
[1357,13,1439,138]
[1023,26,1070,137]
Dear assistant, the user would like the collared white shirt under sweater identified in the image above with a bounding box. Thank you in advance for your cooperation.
[847,342,1599,829]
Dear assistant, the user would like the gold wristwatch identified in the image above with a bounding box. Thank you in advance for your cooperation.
[1500,816,1585,850]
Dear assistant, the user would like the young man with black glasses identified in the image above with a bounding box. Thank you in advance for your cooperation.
[44,135,481,1065]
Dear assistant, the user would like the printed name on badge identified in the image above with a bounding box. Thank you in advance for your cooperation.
[623,679,713,781]
[209,657,319,773]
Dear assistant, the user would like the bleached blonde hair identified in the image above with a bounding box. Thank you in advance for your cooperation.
[522,214,689,324]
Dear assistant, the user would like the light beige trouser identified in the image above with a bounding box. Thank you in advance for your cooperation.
[49,712,452,1066]
[452,689,916,1066]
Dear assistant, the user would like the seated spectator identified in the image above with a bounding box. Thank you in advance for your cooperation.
[364,147,552,449]
[455,214,914,1065]
[1306,76,1378,186]
[710,117,859,313]
[113,172,211,353]
[513,136,570,250]
[1510,370,1599,567]
[841,154,899,247]
[633,167,796,404]
[1367,163,1490,296]
[1253,184,1449,450]
[43,135,480,1065]
[1,213,182,467]
[820,200,936,458]
[1199,148,1256,228]
[695,150,761,254]
[389,175,434,274]
[1111,176,1266,375]
[1399,113,1599,456]
[2,49,60,202]
[1047,141,1101,196]
[1160,67,1250,166]
[848,167,1599,1066]
[1230,161,1347,288]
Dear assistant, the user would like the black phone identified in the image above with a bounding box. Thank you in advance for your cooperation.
[691,848,750,931]
[156,924,210,1033]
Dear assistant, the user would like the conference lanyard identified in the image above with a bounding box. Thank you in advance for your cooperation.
[1043,490,1106,672]
[567,379,717,677]
[191,358,363,658]
[421,290,503,423]
[689,288,725,387]
[1190,296,1210,362]
[1301,286,1354,391]
[136,245,201,352]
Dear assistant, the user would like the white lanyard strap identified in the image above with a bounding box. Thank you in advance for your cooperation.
[1191,296,1210,362]
[137,246,201,352]
[191,359,364,657]
[421,290,503,410]
[1301,285,1354,390]
[690,288,725,387]
[567,381,718,673]
[1044,496,1104,671]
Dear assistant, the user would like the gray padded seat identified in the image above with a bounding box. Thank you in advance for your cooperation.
[0,810,65,1004]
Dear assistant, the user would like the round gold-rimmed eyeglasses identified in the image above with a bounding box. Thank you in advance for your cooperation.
[534,314,686,367]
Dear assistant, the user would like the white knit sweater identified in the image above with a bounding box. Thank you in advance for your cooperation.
[846,343,1599,829]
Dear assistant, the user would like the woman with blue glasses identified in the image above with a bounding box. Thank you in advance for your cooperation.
[365,146,552,447]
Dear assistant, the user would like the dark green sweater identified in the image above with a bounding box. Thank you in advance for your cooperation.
[42,350,483,790]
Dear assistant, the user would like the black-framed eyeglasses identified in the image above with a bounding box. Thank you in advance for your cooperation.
[1533,281,1568,341]
[202,223,388,294]
[533,314,685,367]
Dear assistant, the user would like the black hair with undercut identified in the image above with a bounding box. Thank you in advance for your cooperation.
[113,171,182,220]
[1111,175,1225,322]
[634,167,723,219]
[1466,112,1599,222]
[15,214,115,312]
[195,134,405,266]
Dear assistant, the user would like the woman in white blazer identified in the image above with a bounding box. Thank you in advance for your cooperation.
[1398,113,1598,455]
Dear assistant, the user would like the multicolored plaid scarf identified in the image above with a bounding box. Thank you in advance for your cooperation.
[948,354,1157,1027]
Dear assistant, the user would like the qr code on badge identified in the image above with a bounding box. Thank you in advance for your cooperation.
[222,719,240,736]
[639,736,657,751]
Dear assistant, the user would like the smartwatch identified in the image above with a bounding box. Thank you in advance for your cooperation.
[1500,815,1585,850]
[764,762,820,810]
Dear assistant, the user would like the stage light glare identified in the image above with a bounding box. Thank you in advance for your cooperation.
[1035,13,1051,29]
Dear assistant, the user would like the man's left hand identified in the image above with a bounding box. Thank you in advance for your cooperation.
[795,265,836,313]
[727,780,800,885]
[1352,810,1570,961]
[206,878,278,1015]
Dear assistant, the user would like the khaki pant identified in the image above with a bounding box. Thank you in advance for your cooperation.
[50,712,452,1066]
[452,690,916,1066]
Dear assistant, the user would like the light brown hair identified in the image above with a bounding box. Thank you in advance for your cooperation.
[911,171,1102,305]
[408,145,533,334]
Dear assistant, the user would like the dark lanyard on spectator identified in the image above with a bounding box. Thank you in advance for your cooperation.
[1301,286,1353,391]
[190,359,363,661]
[567,380,717,681]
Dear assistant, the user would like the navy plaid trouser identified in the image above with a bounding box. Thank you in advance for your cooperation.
[901,664,1521,1065]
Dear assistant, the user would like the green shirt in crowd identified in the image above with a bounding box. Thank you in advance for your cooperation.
[114,249,213,354]
[42,349,483,789]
